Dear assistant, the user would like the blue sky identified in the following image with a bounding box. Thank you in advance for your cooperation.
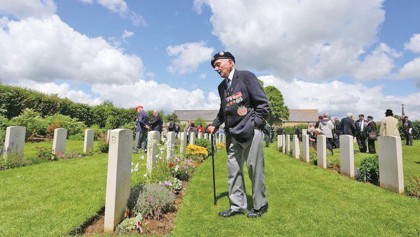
[0,0,419,120]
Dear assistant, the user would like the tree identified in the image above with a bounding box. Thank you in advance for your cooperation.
[264,86,289,123]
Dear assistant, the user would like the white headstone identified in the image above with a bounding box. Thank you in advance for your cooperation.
[180,132,187,155]
[83,129,94,153]
[378,136,404,193]
[104,129,132,232]
[302,129,307,137]
[285,134,290,155]
[4,126,26,158]
[166,131,176,160]
[317,134,327,168]
[340,135,354,177]
[52,128,67,157]
[190,132,196,145]
[146,131,160,173]
[198,132,203,139]
[292,134,300,159]
[204,133,209,140]
[277,135,283,150]
[302,134,310,163]
[106,129,111,144]
[282,134,286,153]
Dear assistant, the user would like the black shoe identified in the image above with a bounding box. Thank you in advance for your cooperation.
[247,203,268,218]
[218,209,245,217]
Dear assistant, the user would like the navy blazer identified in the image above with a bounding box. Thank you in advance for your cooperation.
[212,69,270,143]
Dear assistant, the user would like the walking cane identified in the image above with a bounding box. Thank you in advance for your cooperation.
[211,133,217,205]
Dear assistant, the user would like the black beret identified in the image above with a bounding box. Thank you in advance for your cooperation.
[211,51,235,67]
[367,116,373,119]
[385,109,393,116]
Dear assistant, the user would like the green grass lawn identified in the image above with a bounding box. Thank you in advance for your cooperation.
[172,145,420,236]
[0,140,419,236]
[326,140,419,178]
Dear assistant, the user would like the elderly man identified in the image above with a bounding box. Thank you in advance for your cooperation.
[379,109,400,137]
[355,114,368,153]
[340,112,356,136]
[207,51,270,218]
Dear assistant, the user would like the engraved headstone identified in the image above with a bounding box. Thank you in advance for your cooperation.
[378,136,404,193]
[104,129,132,232]
[302,134,310,163]
[4,126,26,158]
[317,135,327,168]
[83,129,94,153]
[52,128,67,157]
[340,135,354,177]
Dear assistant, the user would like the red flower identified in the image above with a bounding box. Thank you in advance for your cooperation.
[169,163,174,168]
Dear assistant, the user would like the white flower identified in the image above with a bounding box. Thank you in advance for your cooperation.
[134,163,139,172]
[140,156,145,160]
[175,165,179,172]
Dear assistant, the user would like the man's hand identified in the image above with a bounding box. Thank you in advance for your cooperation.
[207,126,216,134]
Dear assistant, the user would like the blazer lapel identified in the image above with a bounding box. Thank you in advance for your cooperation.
[230,70,239,89]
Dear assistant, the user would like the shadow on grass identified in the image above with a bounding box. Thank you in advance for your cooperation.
[216,191,255,210]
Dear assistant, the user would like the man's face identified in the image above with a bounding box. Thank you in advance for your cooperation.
[359,116,364,120]
[137,108,142,113]
[213,59,233,78]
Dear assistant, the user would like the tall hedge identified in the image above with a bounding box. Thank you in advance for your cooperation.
[0,84,136,129]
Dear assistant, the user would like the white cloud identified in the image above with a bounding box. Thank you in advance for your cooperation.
[97,0,128,15]
[167,41,214,75]
[405,34,420,53]
[353,43,396,80]
[259,75,420,120]
[0,15,143,85]
[13,80,102,106]
[122,30,134,42]
[398,57,420,80]
[91,80,220,113]
[196,0,387,81]
[0,0,56,19]
[77,0,146,26]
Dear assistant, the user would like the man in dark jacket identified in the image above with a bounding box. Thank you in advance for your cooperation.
[135,105,149,152]
[340,112,356,136]
[355,114,368,153]
[149,110,163,133]
[207,51,270,218]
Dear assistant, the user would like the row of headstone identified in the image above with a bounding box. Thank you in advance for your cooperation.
[279,133,404,194]
[104,129,224,231]
[2,126,94,159]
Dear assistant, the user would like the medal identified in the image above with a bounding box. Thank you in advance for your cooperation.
[237,106,248,116]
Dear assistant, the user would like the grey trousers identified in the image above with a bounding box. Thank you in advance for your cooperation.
[227,129,268,211]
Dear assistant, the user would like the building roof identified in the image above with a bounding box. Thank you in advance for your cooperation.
[174,110,218,122]
[287,109,319,122]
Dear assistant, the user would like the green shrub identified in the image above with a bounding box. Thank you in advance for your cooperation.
[32,146,53,163]
[169,157,195,181]
[134,183,175,220]
[356,155,379,185]
[195,138,211,156]
[97,140,109,153]
[405,177,420,198]
[10,109,47,140]
[45,113,86,138]
[0,151,25,170]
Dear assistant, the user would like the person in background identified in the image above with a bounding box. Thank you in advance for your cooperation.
[379,109,400,137]
[207,51,270,218]
[366,115,377,154]
[277,125,284,136]
[355,114,367,153]
[333,117,341,148]
[134,105,149,152]
[403,116,413,146]
[340,112,356,136]
[149,110,163,134]
[319,113,335,155]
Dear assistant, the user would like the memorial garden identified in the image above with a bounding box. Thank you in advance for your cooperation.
[0,85,419,236]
